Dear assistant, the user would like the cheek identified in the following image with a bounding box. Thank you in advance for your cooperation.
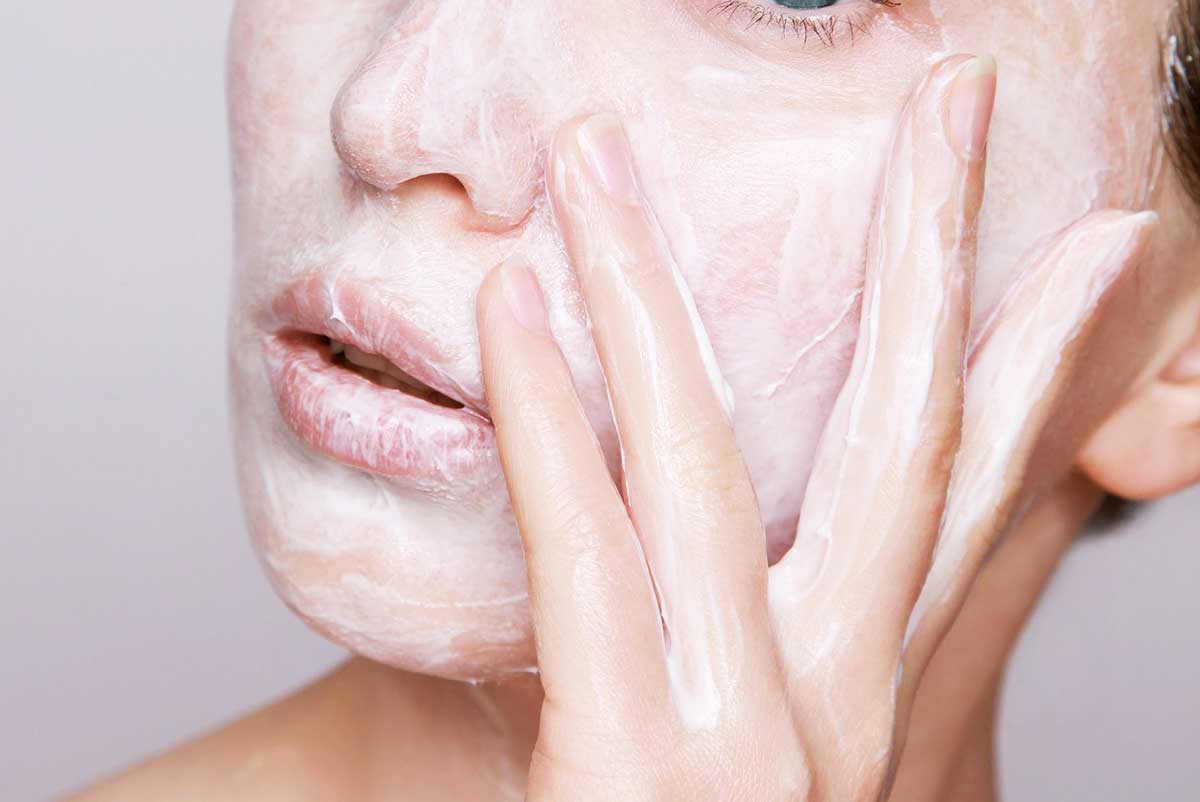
[624,3,1162,542]
[929,1,1165,316]
[975,79,1161,318]
[645,113,891,365]
[628,96,898,546]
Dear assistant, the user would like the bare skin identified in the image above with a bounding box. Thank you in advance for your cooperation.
[65,474,1098,802]
[467,62,1111,799]
[67,56,1168,801]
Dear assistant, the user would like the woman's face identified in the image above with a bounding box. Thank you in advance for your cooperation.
[227,0,1179,678]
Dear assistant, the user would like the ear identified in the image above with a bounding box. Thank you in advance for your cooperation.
[1079,326,1200,500]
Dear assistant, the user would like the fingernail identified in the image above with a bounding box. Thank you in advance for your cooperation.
[948,55,997,161]
[499,260,550,335]
[576,113,642,205]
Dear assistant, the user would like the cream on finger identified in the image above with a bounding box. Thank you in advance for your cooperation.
[771,54,992,627]
[549,114,772,732]
[477,258,670,718]
[765,54,994,798]
[901,210,1160,669]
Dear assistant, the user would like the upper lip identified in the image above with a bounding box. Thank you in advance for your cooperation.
[263,274,487,416]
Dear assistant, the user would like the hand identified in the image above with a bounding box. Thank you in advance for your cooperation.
[475,55,1155,801]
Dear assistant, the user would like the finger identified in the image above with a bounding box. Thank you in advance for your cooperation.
[547,114,771,717]
[476,257,667,713]
[771,55,995,654]
[900,209,1158,687]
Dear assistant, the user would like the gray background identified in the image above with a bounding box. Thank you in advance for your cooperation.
[1,2,1196,800]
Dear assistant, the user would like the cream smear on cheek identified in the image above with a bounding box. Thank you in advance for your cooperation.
[925,0,1167,311]
[630,70,896,559]
[757,59,981,774]
[229,0,1168,679]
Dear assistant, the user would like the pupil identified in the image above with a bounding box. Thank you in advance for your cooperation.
[774,0,839,8]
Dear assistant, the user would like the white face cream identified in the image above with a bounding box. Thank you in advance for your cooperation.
[227,0,1178,679]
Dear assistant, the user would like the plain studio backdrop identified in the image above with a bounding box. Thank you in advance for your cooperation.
[2,2,1197,800]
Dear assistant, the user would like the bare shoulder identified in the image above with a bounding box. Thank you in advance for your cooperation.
[58,659,533,802]
[61,663,365,802]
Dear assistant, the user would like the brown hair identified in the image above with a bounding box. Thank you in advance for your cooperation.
[1165,0,1200,209]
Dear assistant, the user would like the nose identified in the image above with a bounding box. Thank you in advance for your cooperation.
[330,16,544,228]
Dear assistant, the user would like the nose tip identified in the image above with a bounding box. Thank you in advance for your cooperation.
[330,62,541,229]
[329,73,416,192]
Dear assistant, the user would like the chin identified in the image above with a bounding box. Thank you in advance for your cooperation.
[230,326,539,681]
[235,465,539,680]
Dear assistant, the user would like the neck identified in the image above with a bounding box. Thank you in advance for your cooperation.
[890,474,1104,801]
[289,476,1102,802]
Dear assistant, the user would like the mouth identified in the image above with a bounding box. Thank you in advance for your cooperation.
[262,277,496,482]
[327,337,465,410]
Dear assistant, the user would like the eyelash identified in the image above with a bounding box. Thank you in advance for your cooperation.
[707,0,902,48]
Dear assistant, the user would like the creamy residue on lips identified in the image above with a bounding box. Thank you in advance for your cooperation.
[264,333,492,481]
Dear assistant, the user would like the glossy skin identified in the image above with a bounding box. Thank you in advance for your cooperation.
[473,56,1168,791]
[479,61,1001,792]
[227,0,1196,680]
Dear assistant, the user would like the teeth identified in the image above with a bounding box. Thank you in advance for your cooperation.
[385,370,422,392]
[326,338,461,409]
[377,373,404,391]
[332,340,430,392]
[343,344,390,374]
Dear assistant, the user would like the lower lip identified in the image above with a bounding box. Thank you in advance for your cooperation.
[265,334,497,482]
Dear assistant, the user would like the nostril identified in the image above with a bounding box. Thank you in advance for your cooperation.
[330,72,483,204]
[424,172,470,197]
[385,172,470,210]
[384,173,534,234]
[329,53,541,228]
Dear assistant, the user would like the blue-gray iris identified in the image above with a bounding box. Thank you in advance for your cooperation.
[774,0,839,8]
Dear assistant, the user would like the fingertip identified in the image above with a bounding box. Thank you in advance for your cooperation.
[545,113,602,207]
[478,256,551,340]
[947,54,997,162]
[476,258,507,329]
[902,54,998,165]
[501,258,552,336]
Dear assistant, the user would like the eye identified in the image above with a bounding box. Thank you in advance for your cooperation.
[773,0,843,7]
[707,0,902,48]
[769,0,898,10]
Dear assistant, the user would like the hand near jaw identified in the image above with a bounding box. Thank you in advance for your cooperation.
[475,54,1156,801]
